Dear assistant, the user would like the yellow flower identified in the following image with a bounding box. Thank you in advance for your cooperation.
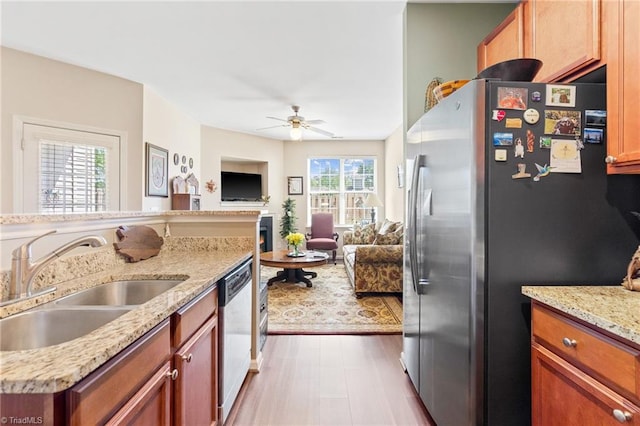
[285,232,305,246]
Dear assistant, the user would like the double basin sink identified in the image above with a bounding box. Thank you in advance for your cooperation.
[0,279,184,352]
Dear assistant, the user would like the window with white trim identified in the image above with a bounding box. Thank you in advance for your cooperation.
[22,123,120,213]
[308,157,377,226]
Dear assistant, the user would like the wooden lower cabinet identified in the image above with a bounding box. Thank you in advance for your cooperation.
[531,303,640,425]
[173,314,218,426]
[532,343,640,426]
[106,361,173,426]
[1,285,221,426]
[68,319,172,425]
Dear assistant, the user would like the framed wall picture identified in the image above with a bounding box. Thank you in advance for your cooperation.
[287,176,303,195]
[145,142,169,197]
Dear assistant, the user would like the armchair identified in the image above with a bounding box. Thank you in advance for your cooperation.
[305,213,339,264]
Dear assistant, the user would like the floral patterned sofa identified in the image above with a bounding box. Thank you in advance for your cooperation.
[342,220,403,297]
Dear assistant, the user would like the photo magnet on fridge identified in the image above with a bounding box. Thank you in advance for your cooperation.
[584,128,604,144]
[497,87,528,110]
[544,110,581,136]
[585,110,607,127]
[493,132,513,146]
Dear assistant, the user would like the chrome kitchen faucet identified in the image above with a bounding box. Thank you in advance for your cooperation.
[1,230,107,306]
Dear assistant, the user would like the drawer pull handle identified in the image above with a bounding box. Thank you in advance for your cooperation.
[182,353,193,363]
[167,369,179,381]
[562,337,577,348]
[612,409,632,422]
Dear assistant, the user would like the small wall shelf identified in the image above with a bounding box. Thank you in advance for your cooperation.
[172,194,201,211]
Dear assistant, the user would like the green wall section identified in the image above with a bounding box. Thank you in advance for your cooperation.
[405,2,516,129]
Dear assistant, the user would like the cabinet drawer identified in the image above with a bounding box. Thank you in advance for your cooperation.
[67,319,171,425]
[532,343,640,426]
[533,304,640,401]
[172,285,217,348]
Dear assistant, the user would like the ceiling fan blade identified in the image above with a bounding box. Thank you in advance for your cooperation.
[304,119,325,125]
[256,124,289,131]
[305,126,335,137]
[266,116,290,123]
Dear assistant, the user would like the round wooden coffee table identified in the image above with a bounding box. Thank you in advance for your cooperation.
[260,250,329,287]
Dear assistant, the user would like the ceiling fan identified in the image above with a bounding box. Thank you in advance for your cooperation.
[257,105,334,140]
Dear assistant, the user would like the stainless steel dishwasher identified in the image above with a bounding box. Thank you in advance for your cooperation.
[217,258,252,425]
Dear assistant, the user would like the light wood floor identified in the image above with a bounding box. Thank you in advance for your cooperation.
[228,334,434,426]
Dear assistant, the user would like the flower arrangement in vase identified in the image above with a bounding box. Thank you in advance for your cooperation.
[285,232,305,257]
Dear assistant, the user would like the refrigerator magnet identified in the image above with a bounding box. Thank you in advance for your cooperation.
[493,132,513,146]
[505,118,523,128]
[533,163,553,181]
[539,136,552,149]
[512,163,531,179]
[514,138,525,158]
[495,149,508,162]
[544,110,581,136]
[523,108,540,124]
[497,87,528,110]
[550,140,582,173]
[526,130,535,152]
[531,91,542,102]
[492,110,506,121]
[584,127,604,144]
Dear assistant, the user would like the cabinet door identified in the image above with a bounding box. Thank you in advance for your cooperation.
[105,362,173,426]
[532,343,640,426]
[173,314,218,426]
[477,4,524,72]
[606,0,640,173]
[524,0,602,82]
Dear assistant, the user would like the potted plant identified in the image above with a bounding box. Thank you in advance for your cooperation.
[280,197,298,244]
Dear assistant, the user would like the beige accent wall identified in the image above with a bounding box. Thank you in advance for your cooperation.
[384,125,404,223]
[405,2,516,129]
[0,47,144,213]
[200,126,284,213]
[142,88,201,212]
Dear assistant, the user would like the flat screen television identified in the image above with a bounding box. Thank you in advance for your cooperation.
[221,171,262,201]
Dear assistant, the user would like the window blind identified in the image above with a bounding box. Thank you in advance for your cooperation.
[39,139,109,213]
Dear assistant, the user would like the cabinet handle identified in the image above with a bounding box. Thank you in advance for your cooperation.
[182,353,193,363]
[605,155,617,164]
[612,409,632,423]
[167,369,179,381]
[562,337,577,348]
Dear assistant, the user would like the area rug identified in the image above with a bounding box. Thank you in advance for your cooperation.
[263,264,403,334]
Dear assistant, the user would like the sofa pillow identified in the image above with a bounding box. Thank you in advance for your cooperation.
[377,219,398,235]
[374,224,403,245]
[352,222,377,244]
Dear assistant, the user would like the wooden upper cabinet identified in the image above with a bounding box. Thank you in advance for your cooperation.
[523,0,602,82]
[477,4,524,72]
[606,0,640,173]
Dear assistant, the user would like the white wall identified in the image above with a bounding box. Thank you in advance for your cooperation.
[142,88,201,212]
[0,47,144,213]
[200,126,284,214]
[283,139,386,228]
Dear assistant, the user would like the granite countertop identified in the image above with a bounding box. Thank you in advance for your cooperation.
[0,248,252,394]
[522,285,640,346]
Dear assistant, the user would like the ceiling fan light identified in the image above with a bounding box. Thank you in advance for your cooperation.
[290,126,302,141]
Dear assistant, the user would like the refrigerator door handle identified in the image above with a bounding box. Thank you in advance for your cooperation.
[409,154,430,294]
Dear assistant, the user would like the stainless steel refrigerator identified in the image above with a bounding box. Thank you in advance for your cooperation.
[402,78,640,426]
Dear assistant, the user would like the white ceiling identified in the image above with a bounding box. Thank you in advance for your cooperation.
[1,1,409,141]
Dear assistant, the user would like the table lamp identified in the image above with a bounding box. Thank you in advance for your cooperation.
[364,193,383,223]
